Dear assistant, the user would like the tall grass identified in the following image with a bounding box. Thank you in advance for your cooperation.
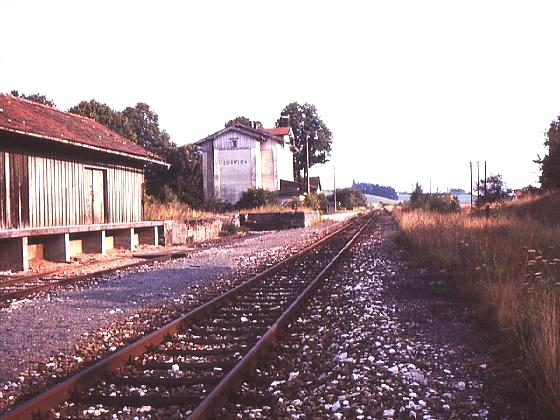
[143,198,208,221]
[394,195,560,415]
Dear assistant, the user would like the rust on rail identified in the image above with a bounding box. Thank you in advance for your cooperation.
[3,213,371,419]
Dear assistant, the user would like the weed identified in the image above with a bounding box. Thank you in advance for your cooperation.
[394,193,560,416]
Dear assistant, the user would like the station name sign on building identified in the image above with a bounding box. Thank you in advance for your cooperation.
[219,159,249,166]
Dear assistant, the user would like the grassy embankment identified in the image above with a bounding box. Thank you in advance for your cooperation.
[394,192,560,416]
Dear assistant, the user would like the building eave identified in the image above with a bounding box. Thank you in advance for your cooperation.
[0,126,170,167]
[195,125,284,145]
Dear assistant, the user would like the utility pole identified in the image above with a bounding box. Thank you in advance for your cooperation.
[484,160,487,204]
[305,132,317,196]
[305,133,310,195]
[333,165,337,213]
[470,161,473,209]
[477,161,480,202]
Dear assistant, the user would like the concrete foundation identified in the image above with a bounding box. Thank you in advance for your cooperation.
[28,243,44,260]
[163,214,240,246]
[69,239,83,256]
[0,221,165,272]
[240,211,320,231]
[0,237,29,272]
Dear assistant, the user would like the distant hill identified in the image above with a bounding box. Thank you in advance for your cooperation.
[352,182,398,200]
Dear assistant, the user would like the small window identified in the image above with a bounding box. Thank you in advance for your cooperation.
[231,140,238,148]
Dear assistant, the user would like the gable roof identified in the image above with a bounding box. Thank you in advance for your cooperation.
[262,126,290,136]
[195,124,291,145]
[0,94,167,166]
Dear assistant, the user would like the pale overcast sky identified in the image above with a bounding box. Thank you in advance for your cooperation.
[1,0,559,192]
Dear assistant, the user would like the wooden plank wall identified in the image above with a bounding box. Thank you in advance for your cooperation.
[0,148,144,230]
[0,150,30,229]
[0,152,6,228]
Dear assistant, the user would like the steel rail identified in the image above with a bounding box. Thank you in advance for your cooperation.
[3,214,363,419]
[188,212,374,419]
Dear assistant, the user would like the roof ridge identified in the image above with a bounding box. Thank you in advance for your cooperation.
[0,93,166,165]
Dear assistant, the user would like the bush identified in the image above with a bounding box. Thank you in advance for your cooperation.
[329,188,367,210]
[220,222,245,236]
[204,197,234,213]
[303,193,328,211]
[236,188,277,209]
[408,185,460,213]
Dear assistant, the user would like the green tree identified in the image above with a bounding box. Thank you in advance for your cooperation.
[475,174,512,206]
[69,100,204,207]
[304,192,328,211]
[225,116,261,129]
[122,103,173,151]
[166,144,203,207]
[409,184,460,213]
[11,90,56,107]
[410,183,423,205]
[276,102,332,182]
[538,116,560,190]
[331,188,366,209]
[121,103,176,200]
[68,100,136,140]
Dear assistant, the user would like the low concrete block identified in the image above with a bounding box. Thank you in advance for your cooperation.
[28,243,44,260]
[44,233,70,262]
[0,237,29,272]
[163,214,239,246]
[241,211,320,230]
[104,235,114,251]
[69,239,83,256]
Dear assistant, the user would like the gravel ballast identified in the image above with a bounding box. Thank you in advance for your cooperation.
[1,212,536,418]
[222,211,535,419]
[0,223,339,410]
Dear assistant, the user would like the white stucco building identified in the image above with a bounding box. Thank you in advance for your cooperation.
[195,123,295,204]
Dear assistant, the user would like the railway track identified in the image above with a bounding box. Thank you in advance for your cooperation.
[0,255,171,304]
[3,212,374,419]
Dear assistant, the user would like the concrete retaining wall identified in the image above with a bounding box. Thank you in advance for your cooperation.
[163,214,240,246]
[240,211,320,231]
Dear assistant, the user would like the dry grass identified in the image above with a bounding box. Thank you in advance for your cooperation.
[143,198,318,221]
[143,199,209,221]
[393,193,560,416]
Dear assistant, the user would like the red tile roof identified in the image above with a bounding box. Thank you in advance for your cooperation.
[0,94,166,165]
[262,127,290,136]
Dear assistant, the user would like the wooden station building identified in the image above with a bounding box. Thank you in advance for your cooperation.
[0,94,169,272]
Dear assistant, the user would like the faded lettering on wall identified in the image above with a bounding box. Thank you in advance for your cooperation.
[219,159,248,166]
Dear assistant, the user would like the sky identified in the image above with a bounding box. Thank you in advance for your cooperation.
[1,0,559,193]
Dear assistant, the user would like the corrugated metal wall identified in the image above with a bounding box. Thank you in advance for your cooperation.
[0,146,144,230]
